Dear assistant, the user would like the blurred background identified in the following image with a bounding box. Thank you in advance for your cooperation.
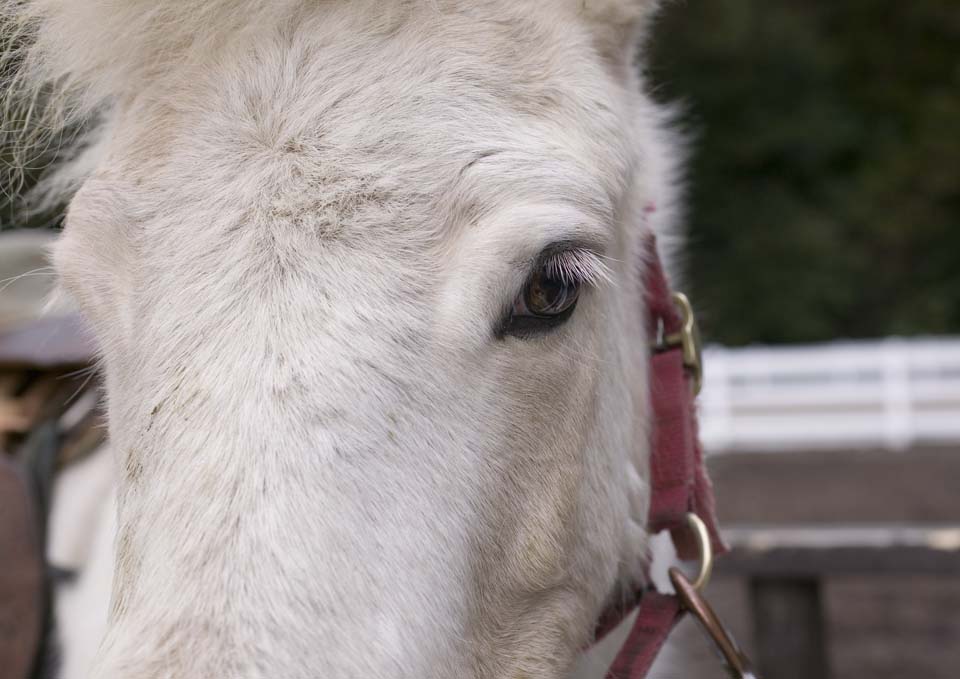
[643,2,960,678]
[2,1,958,678]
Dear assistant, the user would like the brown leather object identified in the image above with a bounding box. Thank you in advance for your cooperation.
[0,456,44,679]
[0,315,96,371]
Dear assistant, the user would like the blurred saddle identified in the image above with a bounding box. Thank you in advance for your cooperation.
[0,231,101,678]
[0,314,97,371]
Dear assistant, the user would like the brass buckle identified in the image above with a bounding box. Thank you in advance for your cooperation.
[670,514,759,678]
[661,292,703,396]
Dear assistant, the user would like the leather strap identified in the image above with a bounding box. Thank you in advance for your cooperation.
[604,592,683,678]
[597,234,728,678]
[644,242,725,560]
[0,457,45,679]
[670,568,757,678]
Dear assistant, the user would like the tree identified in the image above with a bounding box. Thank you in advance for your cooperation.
[648,0,960,344]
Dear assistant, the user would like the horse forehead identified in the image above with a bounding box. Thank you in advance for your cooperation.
[104,128,620,274]
[80,11,634,285]
[115,10,628,206]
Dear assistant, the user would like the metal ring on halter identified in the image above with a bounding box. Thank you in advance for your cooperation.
[686,513,714,592]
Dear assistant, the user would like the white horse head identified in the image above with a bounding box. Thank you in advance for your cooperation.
[8,1,684,676]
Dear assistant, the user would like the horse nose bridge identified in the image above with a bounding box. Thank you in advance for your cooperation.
[92,493,478,678]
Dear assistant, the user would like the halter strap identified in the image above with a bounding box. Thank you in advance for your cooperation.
[643,235,725,561]
[595,233,729,679]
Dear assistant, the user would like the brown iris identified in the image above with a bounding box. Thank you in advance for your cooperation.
[498,251,586,338]
[522,265,580,317]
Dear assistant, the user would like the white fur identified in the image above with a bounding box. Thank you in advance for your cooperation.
[7,2,687,677]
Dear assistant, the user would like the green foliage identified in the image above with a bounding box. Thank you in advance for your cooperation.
[648,0,960,345]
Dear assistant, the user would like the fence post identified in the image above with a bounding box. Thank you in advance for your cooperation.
[882,337,912,451]
[700,348,732,452]
[749,576,830,679]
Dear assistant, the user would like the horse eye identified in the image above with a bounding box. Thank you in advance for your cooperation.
[523,267,580,316]
[499,262,581,338]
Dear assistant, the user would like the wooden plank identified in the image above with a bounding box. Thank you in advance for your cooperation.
[708,450,960,523]
[716,525,960,576]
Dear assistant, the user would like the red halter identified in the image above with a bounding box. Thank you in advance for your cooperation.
[593,234,756,678]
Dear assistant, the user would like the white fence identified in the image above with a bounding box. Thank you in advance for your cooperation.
[698,337,960,454]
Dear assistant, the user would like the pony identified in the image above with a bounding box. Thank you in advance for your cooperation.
[3,1,688,677]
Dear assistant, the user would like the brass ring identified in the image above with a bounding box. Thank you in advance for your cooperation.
[686,513,714,592]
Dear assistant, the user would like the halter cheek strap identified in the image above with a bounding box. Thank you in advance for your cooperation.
[593,234,757,679]
[643,235,724,562]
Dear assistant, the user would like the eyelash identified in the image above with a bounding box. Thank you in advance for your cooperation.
[541,247,611,287]
[496,246,609,339]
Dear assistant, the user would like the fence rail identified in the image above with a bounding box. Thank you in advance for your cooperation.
[698,337,960,453]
